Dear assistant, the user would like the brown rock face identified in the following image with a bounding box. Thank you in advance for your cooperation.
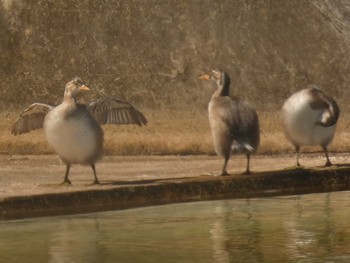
[1,0,350,111]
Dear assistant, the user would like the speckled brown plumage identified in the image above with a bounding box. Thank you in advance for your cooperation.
[199,70,260,175]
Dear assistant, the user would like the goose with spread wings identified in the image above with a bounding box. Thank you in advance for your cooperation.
[12,77,147,185]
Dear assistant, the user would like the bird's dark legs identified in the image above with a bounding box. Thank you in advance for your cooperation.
[322,146,332,167]
[221,153,252,175]
[61,164,72,185]
[221,156,229,176]
[243,152,251,175]
[295,145,301,167]
[91,164,100,184]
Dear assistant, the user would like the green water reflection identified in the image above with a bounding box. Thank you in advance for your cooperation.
[1,191,350,262]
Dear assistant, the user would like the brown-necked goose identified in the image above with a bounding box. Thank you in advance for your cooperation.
[199,70,260,175]
[282,85,339,167]
[12,77,147,185]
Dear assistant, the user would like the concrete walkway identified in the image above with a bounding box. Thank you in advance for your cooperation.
[1,154,350,219]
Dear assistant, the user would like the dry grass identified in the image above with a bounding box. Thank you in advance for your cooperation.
[102,110,214,155]
[1,109,350,156]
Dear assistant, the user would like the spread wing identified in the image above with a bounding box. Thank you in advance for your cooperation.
[87,97,147,126]
[11,103,54,135]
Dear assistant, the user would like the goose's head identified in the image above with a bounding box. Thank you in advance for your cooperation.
[199,70,230,87]
[64,77,90,99]
[199,70,231,96]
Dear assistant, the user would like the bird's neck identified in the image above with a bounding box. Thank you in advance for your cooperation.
[212,80,230,98]
[63,94,76,104]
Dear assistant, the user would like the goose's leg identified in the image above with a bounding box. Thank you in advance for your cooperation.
[295,145,301,167]
[243,152,251,175]
[61,164,72,185]
[91,164,100,184]
[322,146,332,167]
[221,156,229,176]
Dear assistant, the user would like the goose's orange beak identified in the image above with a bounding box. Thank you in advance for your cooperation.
[198,74,210,81]
[79,85,90,91]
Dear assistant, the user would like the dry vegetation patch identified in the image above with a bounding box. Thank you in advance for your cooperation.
[1,110,349,156]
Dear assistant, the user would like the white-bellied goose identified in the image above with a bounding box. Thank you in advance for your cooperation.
[282,85,339,167]
[199,70,260,175]
[12,77,147,185]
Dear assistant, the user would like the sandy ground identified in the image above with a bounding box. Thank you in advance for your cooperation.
[1,153,350,199]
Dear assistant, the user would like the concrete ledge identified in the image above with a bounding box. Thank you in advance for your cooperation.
[1,166,350,220]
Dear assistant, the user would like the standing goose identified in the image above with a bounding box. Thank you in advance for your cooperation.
[282,85,339,167]
[12,77,147,185]
[199,70,260,175]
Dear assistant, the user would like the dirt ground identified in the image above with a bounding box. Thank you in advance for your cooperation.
[1,153,350,199]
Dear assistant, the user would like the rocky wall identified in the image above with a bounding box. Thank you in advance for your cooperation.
[0,0,350,111]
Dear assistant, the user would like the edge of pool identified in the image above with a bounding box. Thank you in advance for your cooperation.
[1,165,350,220]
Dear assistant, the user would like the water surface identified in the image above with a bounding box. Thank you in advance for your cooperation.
[1,191,350,262]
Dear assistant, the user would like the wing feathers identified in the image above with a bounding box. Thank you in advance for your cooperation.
[11,103,54,135]
[12,96,147,135]
[87,97,147,126]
